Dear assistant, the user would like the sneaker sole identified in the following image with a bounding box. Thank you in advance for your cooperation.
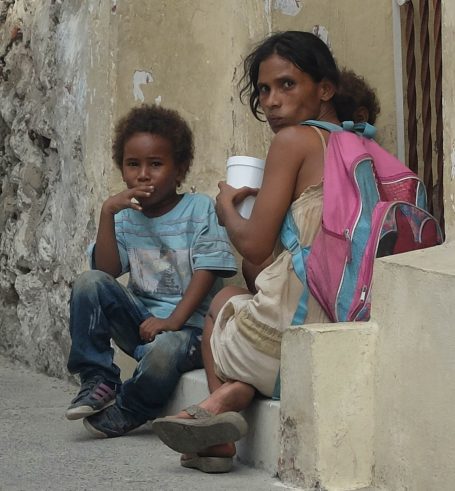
[65,399,115,421]
[82,418,109,438]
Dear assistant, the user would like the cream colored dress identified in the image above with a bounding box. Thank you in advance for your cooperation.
[210,182,330,397]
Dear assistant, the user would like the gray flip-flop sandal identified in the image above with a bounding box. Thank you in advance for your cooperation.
[151,405,248,454]
[180,454,233,473]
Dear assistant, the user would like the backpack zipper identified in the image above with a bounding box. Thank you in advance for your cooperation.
[360,285,368,301]
[333,158,366,321]
[344,229,352,262]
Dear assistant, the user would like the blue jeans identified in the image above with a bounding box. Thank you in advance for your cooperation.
[67,270,203,420]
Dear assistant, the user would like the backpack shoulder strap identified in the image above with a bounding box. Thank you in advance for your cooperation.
[300,119,342,133]
[274,208,313,401]
[301,119,377,139]
[341,121,377,139]
[280,210,311,325]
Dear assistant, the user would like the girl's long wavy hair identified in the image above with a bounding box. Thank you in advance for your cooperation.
[239,31,340,121]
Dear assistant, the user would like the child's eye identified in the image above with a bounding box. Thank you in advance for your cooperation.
[126,161,139,167]
[258,85,269,94]
[150,161,162,167]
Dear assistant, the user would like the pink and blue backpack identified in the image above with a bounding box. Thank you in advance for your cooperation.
[281,120,444,326]
[273,120,443,399]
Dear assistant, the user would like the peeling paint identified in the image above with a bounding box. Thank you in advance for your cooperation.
[274,0,302,16]
[133,70,154,102]
[312,25,331,49]
[451,142,455,180]
[154,95,162,105]
[263,0,273,33]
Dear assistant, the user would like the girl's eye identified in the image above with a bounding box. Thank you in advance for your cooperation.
[126,161,138,167]
[283,80,294,89]
[150,161,162,167]
[258,85,269,94]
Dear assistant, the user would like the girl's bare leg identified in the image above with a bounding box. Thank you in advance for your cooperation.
[177,380,256,459]
[176,380,256,418]
[177,286,254,460]
[201,285,249,394]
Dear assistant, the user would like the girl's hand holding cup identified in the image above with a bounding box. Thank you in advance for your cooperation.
[224,155,265,219]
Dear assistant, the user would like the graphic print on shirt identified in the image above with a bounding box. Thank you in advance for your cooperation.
[128,246,191,297]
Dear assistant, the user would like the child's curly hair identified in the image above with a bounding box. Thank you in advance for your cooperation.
[335,69,381,124]
[112,104,194,181]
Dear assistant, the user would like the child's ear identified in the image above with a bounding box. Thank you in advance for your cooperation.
[319,79,336,102]
[176,165,187,186]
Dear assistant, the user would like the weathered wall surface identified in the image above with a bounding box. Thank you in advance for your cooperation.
[368,3,455,490]
[371,243,455,491]
[0,0,416,383]
[112,0,271,198]
[271,0,397,152]
[111,0,396,200]
[0,0,114,376]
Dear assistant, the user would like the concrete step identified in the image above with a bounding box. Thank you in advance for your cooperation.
[162,369,281,475]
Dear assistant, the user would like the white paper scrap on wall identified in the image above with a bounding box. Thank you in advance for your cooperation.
[312,25,331,50]
[133,70,154,102]
[273,0,302,16]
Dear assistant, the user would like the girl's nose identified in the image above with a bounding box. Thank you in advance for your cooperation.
[264,89,281,109]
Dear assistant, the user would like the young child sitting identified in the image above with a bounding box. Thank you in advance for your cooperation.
[336,68,381,124]
[65,104,237,438]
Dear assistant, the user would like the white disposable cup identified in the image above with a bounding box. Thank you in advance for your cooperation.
[226,155,265,219]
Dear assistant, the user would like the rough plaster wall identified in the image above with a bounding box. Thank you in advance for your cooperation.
[0,0,406,382]
[271,0,397,154]
[371,244,455,491]
[113,0,271,200]
[0,0,111,376]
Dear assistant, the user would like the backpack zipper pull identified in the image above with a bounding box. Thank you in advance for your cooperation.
[360,285,367,302]
[344,228,352,262]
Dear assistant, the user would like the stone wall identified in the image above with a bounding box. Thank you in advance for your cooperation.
[0,0,112,376]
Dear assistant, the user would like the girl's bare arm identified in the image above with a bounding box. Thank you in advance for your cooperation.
[242,257,273,293]
[216,125,322,264]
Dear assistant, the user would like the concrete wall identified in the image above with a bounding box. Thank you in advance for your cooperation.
[0,0,398,375]
[2,2,455,489]
[371,244,455,491]
[280,323,377,490]
[111,0,271,198]
[271,0,397,153]
[367,2,455,490]
[110,0,397,200]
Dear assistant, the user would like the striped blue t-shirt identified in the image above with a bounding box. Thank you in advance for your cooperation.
[89,193,237,328]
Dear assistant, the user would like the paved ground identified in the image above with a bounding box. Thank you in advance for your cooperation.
[0,354,300,491]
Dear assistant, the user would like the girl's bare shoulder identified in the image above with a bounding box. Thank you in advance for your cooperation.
[269,124,324,155]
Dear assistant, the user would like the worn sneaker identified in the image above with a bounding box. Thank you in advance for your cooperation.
[83,403,147,438]
[65,377,117,421]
